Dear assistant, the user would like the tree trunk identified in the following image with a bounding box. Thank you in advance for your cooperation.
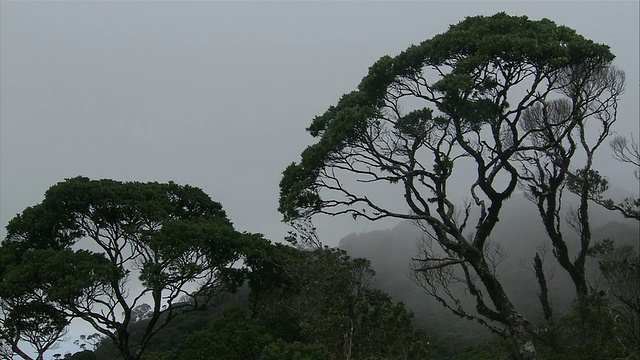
[470,254,538,360]
[344,318,353,360]
[534,253,553,321]
[507,315,538,360]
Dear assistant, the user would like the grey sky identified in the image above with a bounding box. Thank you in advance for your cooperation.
[1,2,639,358]
[1,1,639,247]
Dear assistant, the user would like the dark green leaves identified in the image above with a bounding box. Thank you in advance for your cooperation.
[2,302,67,338]
[280,91,377,221]
[279,12,615,223]
[278,163,322,221]
[567,168,610,199]
[0,248,118,304]
[424,13,611,70]
[1,177,247,360]
[395,108,434,139]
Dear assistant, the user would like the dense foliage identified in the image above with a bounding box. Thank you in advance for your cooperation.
[0,178,430,360]
[95,244,430,360]
[0,177,251,360]
[278,12,631,359]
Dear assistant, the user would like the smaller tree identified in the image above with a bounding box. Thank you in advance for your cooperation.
[74,333,103,353]
[518,63,625,299]
[0,177,249,360]
[130,304,153,324]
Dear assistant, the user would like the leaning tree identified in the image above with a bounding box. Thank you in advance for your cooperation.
[0,177,249,360]
[279,13,621,359]
[518,62,625,300]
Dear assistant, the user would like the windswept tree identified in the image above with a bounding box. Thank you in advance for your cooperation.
[0,177,249,360]
[518,64,625,299]
[279,13,618,359]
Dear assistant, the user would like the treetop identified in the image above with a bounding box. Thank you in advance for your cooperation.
[279,12,615,222]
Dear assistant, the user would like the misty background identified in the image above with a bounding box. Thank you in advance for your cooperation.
[1,2,639,358]
[1,2,638,249]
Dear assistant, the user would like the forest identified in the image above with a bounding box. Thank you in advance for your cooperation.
[1,12,639,360]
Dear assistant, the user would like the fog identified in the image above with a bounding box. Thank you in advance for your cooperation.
[338,195,640,351]
[1,2,638,247]
[1,2,638,358]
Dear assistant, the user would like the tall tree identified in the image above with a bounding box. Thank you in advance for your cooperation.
[279,13,617,359]
[0,177,248,360]
[518,64,625,298]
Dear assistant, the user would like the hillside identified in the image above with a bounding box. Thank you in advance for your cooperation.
[338,193,639,351]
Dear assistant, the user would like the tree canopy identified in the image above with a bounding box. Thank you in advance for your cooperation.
[278,12,623,360]
[0,177,250,360]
